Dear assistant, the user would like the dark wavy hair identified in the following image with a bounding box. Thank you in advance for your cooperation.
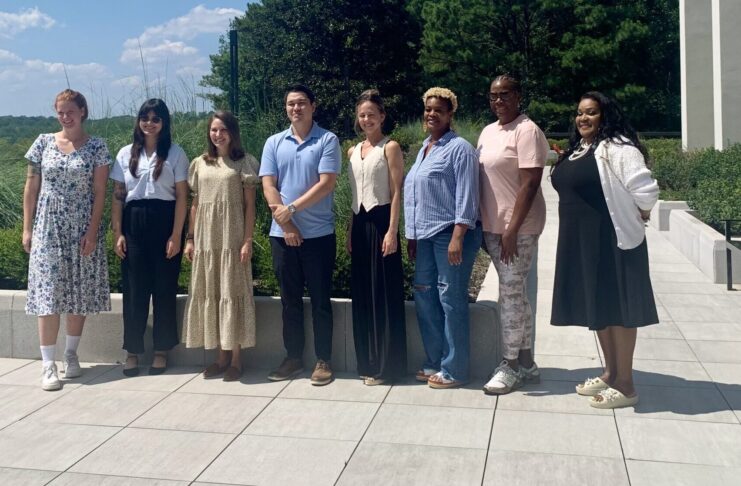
[555,91,648,168]
[204,110,245,163]
[129,98,172,180]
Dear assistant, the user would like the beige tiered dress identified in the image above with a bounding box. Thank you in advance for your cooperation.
[183,154,260,350]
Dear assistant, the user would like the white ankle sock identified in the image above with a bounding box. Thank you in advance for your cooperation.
[40,345,56,367]
[65,335,81,357]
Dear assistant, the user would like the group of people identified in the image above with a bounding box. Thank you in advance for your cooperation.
[22,76,659,410]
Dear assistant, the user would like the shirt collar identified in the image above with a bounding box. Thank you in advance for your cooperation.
[284,122,320,142]
[422,129,457,149]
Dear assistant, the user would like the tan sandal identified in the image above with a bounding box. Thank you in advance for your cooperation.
[589,387,639,409]
[576,377,609,396]
[428,372,467,389]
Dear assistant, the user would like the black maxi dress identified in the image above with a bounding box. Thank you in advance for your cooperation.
[350,203,408,380]
[550,148,658,330]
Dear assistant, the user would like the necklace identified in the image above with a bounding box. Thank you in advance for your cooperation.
[568,139,592,160]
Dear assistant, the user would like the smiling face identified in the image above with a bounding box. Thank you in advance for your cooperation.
[285,91,315,125]
[55,100,85,131]
[488,79,521,124]
[209,117,232,155]
[356,100,385,136]
[138,110,163,139]
[576,97,602,143]
[424,96,453,137]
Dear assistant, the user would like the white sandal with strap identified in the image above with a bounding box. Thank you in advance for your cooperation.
[576,376,609,396]
[589,387,639,409]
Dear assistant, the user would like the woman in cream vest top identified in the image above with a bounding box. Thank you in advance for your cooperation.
[347,89,407,385]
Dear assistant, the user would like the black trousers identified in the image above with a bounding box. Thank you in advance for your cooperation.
[270,233,336,361]
[122,199,182,354]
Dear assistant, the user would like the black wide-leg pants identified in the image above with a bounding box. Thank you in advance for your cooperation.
[121,199,182,354]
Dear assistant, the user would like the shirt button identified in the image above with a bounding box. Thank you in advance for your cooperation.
[610,212,615,216]
[605,197,609,201]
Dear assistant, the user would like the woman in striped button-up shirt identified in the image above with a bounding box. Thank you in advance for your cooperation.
[404,87,481,389]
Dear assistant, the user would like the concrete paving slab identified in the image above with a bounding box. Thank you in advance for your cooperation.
[70,428,233,481]
[651,282,727,294]
[131,392,270,434]
[637,321,683,339]
[532,355,603,382]
[483,450,629,486]
[26,388,166,427]
[364,403,492,449]
[614,384,738,423]
[0,467,59,485]
[0,421,119,471]
[633,338,697,361]
[84,365,200,392]
[176,368,290,397]
[618,416,741,466]
[0,360,117,387]
[338,441,486,486]
[384,378,496,409]
[0,384,75,429]
[496,380,612,415]
[48,472,189,485]
[626,460,741,486]
[650,271,715,283]
[676,321,741,341]
[198,434,355,486]
[657,292,741,308]
[687,340,741,363]
[663,303,739,322]
[632,359,715,388]
[491,410,622,458]
[0,357,32,376]
[245,397,378,441]
[702,362,741,386]
[278,374,390,403]
[534,332,599,357]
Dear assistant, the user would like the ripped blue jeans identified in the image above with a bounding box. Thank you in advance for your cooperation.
[413,224,482,382]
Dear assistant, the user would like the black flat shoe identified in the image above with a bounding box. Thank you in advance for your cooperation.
[123,354,139,377]
[148,352,167,375]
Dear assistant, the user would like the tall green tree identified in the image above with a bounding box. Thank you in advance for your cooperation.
[201,0,422,137]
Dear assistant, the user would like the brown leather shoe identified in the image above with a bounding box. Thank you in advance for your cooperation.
[310,360,334,386]
[223,366,243,382]
[203,362,229,378]
[267,358,304,381]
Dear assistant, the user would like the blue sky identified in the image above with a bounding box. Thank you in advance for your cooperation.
[0,1,253,117]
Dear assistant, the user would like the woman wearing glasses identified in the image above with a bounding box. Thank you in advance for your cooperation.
[111,99,189,376]
[478,74,549,395]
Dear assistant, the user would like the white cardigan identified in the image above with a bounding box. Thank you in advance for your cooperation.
[593,138,659,250]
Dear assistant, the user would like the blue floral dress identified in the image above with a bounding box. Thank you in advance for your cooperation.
[25,134,112,315]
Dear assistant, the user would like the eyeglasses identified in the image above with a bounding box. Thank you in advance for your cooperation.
[488,92,512,102]
[139,116,162,124]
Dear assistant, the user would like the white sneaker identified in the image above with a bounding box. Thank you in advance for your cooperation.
[483,360,522,395]
[520,362,540,384]
[41,363,61,391]
[63,354,82,379]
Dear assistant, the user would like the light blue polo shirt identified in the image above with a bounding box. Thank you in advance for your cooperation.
[259,122,341,239]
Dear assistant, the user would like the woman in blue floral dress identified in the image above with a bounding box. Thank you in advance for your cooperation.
[22,89,111,391]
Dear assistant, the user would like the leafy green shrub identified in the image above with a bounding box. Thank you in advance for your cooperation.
[0,225,27,289]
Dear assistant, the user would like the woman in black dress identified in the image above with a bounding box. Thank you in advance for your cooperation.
[550,92,659,409]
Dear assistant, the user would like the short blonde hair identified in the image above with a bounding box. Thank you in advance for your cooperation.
[422,87,458,113]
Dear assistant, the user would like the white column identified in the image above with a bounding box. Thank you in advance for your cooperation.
[712,0,741,150]
[680,0,714,150]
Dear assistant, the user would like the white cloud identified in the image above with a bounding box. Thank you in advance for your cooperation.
[0,49,22,64]
[111,75,143,88]
[0,7,55,38]
[120,5,239,65]
[0,53,109,86]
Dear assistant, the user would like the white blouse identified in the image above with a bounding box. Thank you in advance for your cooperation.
[348,137,391,214]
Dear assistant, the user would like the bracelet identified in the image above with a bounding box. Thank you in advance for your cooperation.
[185,234,194,241]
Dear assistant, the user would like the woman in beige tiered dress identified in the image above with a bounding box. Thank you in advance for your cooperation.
[183,111,259,381]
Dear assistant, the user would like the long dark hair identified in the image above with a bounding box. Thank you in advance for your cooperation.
[555,91,648,168]
[204,110,245,163]
[129,98,172,180]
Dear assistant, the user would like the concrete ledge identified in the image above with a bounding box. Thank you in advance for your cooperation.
[667,209,741,283]
[650,200,691,231]
[0,290,502,378]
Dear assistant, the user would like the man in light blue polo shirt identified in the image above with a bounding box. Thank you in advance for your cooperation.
[260,84,341,385]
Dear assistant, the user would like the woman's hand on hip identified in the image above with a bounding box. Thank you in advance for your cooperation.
[114,233,127,259]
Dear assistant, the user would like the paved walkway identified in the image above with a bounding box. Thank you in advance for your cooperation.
[2,179,741,485]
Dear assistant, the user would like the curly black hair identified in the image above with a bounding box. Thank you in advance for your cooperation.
[554,91,648,168]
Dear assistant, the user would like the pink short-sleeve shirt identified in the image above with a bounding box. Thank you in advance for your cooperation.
[478,114,549,235]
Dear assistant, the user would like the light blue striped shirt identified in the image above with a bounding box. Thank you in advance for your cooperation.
[403,130,479,240]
